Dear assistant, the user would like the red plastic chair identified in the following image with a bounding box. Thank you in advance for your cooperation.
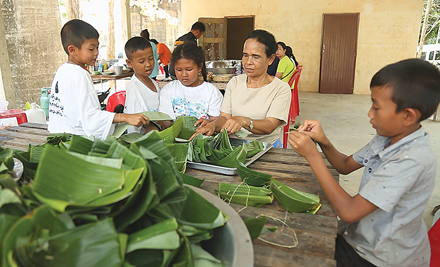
[282,65,303,149]
[429,218,440,266]
[106,91,126,113]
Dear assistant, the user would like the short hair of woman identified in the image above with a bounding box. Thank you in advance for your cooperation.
[61,19,99,55]
[246,30,277,57]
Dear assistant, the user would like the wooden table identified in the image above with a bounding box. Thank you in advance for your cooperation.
[0,123,339,267]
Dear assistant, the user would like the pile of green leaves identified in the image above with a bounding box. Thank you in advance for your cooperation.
[0,131,228,267]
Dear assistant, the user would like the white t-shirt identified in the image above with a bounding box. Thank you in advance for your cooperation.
[124,75,160,133]
[48,63,115,140]
[158,80,223,120]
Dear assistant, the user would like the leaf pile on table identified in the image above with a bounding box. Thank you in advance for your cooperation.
[0,131,230,267]
[215,162,322,214]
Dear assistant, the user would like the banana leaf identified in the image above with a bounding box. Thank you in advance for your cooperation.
[166,143,189,173]
[0,187,22,210]
[270,179,321,213]
[126,218,180,252]
[177,116,198,140]
[15,218,123,267]
[237,162,272,186]
[244,140,264,158]
[180,173,205,188]
[32,145,141,212]
[214,145,246,168]
[215,190,273,207]
[67,134,94,154]
[1,205,73,267]
[180,225,213,243]
[113,111,173,138]
[169,232,194,267]
[191,244,223,267]
[149,186,227,230]
[244,216,267,240]
[218,183,272,196]
[158,118,183,143]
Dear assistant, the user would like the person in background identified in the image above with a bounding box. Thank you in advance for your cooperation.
[267,56,279,76]
[124,37,164,134]
[48,19,148,140]
[150,39,172,80]
[174,21,206,47]
[286,46,298,67]
[276,42,296,87]
[159,42,223,127]
[289,58,440,267]
[191,30,291,147]
[170,22,206,80]
[140,29,159,80]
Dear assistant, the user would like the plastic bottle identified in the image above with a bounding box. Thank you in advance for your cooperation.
[40,87,50,118]
[98,61,103,72]
[25,103,46,124]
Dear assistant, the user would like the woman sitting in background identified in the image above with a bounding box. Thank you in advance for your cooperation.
[192,30,291,146]
[276,42,296,87]
[286,46,298,67]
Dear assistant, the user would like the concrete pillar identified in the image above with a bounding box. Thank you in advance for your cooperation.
[1,0,65,109]
[0,9,16,107]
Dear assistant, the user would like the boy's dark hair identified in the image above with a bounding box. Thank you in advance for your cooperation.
[140,29,150,40]
[246,30,277,57]
[61,19,99,55]
[171,42,207,81]
[124,37,152,60]
[191,22,206,32]
[370,58,440,121]
[150,39,159,45]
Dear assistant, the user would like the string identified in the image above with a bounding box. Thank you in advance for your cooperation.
[221,182,299,248]
[256,212,299,248]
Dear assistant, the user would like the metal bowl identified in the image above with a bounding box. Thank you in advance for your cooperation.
[207,67,235,74]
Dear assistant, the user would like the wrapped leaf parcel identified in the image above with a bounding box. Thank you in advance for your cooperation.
[0,132,228,267]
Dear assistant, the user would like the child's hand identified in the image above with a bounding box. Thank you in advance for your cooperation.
[297,120,327,144]
[194,118,210,129]
[123,113,149,127]
[189,122,216,140]
[288,131,320,159]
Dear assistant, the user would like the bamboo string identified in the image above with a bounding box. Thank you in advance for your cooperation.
[223,183,299,248]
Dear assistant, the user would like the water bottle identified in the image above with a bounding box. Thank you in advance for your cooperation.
[40,87,50,118]
[98,61,103,72]
[25,103,46,124]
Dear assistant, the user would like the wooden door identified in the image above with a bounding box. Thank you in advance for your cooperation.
[198,18,226,61]
[319,13,359,94]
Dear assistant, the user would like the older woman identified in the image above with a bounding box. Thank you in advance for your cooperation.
[192,30,291,145]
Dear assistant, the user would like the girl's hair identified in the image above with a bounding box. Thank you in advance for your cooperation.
[171,42,207,81]
[246,30,277,57]
[285,46,299,66]
[277,42,287,50]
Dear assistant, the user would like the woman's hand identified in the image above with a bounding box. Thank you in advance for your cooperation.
[223,116,248,134]
[288,131,320,159]
[189,122,216,140]
[297,120,327,144]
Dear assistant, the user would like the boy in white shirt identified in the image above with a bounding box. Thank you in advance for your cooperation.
[48,19,148,140]
[124,37,163,134]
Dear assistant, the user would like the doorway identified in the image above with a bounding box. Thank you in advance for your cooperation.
[226,17,254,59]
[319,13,359,94]
[198,16,254,61]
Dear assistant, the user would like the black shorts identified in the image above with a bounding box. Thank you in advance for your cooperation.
[335,234,376,267]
